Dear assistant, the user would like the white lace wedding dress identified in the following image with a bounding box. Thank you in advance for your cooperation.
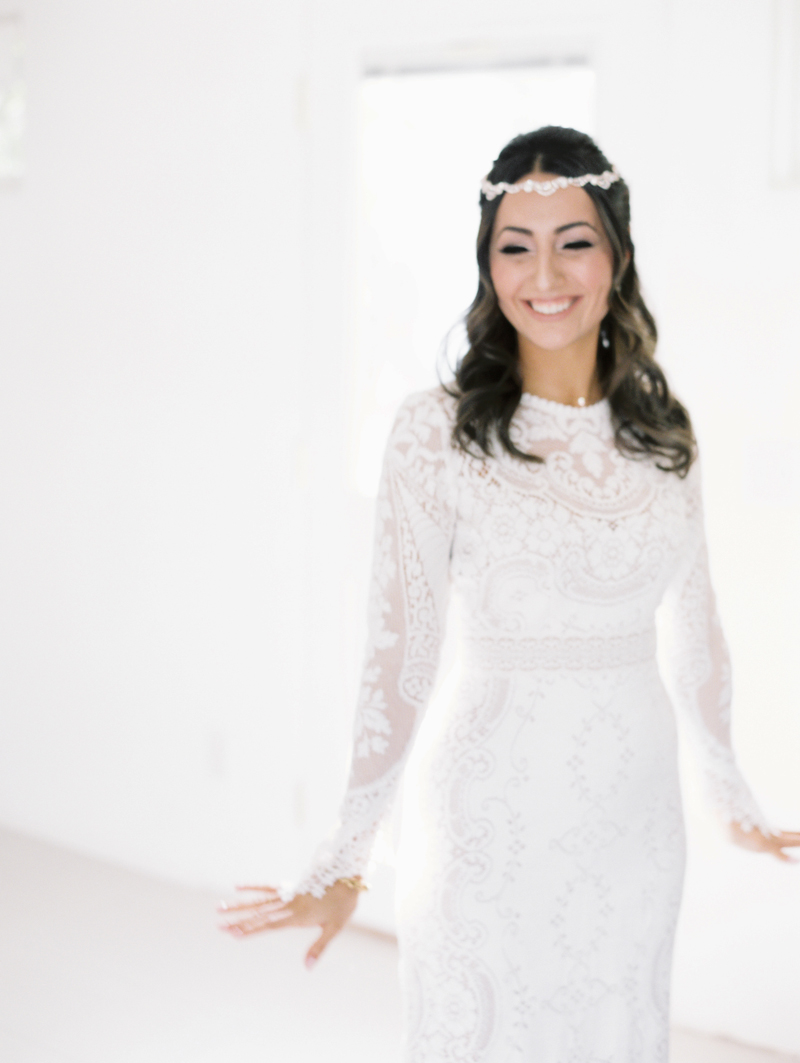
[285,386,767,1063]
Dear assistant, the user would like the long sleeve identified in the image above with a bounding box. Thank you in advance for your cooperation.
[283,390,457,900]
[659,461,770,834]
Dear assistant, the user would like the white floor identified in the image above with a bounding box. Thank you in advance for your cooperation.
[0,828,797,1063]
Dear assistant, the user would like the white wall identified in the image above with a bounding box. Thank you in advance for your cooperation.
[0,0,798,1052]
[0,0,315,884]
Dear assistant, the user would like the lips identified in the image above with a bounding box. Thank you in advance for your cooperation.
[526,297,580,317]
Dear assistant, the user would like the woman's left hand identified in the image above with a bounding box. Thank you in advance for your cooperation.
[728,822,800,862]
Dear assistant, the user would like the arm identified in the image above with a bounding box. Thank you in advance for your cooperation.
[286,389,456,898]
[219,390,457,957]
[661,539,768,834]
[660,462,799,857]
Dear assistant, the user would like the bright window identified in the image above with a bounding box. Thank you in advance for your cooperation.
[351,63,596,495]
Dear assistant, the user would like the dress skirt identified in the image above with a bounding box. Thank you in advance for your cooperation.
[396,659,687,1063]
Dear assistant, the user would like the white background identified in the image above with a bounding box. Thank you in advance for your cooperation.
[0,0,799,1052]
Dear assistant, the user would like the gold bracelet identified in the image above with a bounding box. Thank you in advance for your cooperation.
[337,876,369,892]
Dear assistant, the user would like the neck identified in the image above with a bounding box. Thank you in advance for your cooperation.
[517,334,603,407]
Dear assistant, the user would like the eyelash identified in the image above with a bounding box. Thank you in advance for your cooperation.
[498,240,595,255]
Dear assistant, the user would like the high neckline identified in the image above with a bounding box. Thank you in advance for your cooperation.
[518,392,610,415]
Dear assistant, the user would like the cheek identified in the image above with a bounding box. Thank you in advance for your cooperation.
[489,258,517,308]
[580,259,614,307]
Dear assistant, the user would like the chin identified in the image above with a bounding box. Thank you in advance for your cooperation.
[526,334,591,353]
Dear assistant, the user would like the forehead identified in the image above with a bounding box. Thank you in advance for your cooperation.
[492,177,603,235]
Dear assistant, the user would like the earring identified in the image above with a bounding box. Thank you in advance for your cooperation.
[600,326,610,349]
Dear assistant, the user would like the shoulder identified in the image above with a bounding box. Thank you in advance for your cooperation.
[384,386,457,478]
[652,448,704,536]
[393,385,457,432]
[681,451,704,519]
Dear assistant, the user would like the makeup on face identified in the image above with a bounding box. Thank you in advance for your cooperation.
[489,179,614,362]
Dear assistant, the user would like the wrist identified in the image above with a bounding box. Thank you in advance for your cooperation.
[336,876,369,892]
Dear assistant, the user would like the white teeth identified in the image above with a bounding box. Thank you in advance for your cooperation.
[530,298,574,315]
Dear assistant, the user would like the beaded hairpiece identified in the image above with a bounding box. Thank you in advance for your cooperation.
[480,166,621,201]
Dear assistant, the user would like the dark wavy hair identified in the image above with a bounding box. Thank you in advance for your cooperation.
[446,126,695,476]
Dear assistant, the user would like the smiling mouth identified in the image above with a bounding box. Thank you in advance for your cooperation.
[526,297,579,317]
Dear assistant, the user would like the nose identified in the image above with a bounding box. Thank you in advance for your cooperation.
[531,247,562,291]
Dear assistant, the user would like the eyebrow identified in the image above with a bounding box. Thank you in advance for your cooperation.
[498,221,599,237]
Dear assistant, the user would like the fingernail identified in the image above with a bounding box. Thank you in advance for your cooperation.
[217,902,229,911]
[305,955,317,970]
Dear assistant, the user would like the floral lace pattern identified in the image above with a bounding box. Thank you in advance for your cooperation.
[286,387,767,1060]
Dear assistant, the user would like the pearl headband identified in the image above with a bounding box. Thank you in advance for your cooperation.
[480,166,621,201]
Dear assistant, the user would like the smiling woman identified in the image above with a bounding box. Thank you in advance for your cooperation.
[489,181,614,404]
[452,127,695,475]
[221,126,800,1063]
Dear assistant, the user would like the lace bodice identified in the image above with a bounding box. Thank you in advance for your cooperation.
[284,387,768,900]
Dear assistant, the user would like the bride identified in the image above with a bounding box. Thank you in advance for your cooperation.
[220,125,800,1062]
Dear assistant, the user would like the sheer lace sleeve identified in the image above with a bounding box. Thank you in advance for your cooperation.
[659,461,770,834]
[282,389,456,900]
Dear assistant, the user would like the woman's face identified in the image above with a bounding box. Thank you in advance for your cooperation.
[488,176,615,360]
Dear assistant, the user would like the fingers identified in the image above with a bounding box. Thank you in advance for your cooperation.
[768,831,800,851]
[305,920,342,971]
[218,887,298,935]
[773,841,800,863]
[771,846,798,863]
[222,906,294,937]
[757,831,800,863]
[730,824,800,860]
[217,884,284,916]
[218,898,284,913]
[772,831,800,846]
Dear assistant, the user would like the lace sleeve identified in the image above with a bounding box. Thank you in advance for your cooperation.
[659,461,770,835]
[281,390,456,900]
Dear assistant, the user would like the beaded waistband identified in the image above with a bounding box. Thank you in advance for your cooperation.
[463,629,657,673]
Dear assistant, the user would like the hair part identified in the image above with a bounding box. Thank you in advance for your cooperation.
[446,126,696,477]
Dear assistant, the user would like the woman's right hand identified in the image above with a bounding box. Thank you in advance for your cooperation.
[218,879,362,969]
